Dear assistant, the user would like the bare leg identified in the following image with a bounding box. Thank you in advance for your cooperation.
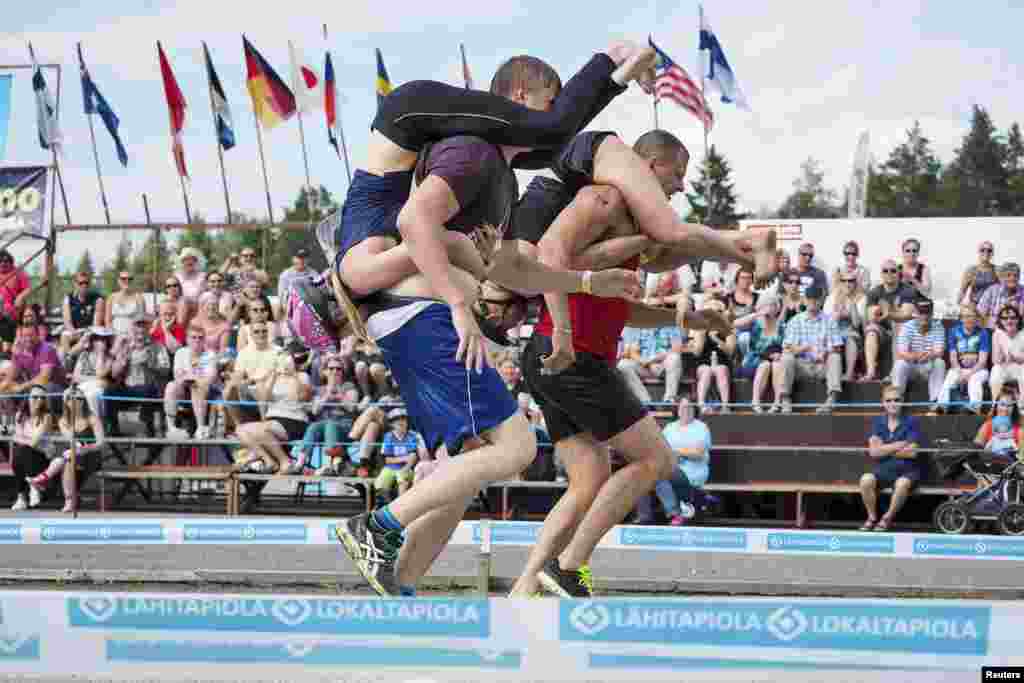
[557,416,675,570]
[882,477,914,524]
[369,363,391,398]
[191,380,212,428]
[770,360,785,408]
[844,337,860,381]
[591,136,777,282]
[714,366,732,412]
[387,413,536,527]
[395,494,475,589]
[859,473,879,522]
[695,365,711,410]
[354,362,372,398]
[510,435,610,596]
[863,330,881,380]
[752,361,770,407]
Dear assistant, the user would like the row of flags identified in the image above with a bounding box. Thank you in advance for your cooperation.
[651,4,750,133]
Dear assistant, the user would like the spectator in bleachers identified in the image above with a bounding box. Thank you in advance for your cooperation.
[277,249,315,304]
[794,242,829,298]
[990,304,1024,410]
[204,271,235,320]
[2,322,67,415]
[656,397,711,525]
[374,407,428,502]
[832,240,871,292]
[898,238,932,298]
[163,325,220,439]
[978,262,1024,330]
[974,389,1022,457]
[193,292,231,353]
[70,327,116,431]
[235,348,312,474]
[862,259,917,382]
[108,314,171,437]
[225,248,270,292]
[60,271,104,356]
[937,304,990,415]
[644,268,691,307]
[0,249,29,322]
[958,241,998,307]
[352,339,391,401]
[890,298,946,412]
[780,285,843,414]
[150,301,186,356]
[9,385,55,510]
[825,271,868,382]
[691,298,736,414]
[103,271,146,337]
[859,384,926,531]
[728,268,758,357]
[174,248,207,318]
[295,369,363,475]
[780,269,805,323]
[159,275,189,327]
[616,324,686,405]
[223,321,278,434]
[236,296,277,351]
[16,304,48,346]
[734,293,786,413]
[762,248,791,295]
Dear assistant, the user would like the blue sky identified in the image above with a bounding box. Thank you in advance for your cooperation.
[2,0,1023,270]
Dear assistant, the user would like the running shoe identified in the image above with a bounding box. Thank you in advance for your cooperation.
[538,558,593,598]
[334,513,403,597]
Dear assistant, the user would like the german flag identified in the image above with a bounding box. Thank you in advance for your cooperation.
[375,48,392,105]
[243,35,296,129]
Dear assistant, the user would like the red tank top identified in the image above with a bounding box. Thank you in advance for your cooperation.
[533,258,638,363]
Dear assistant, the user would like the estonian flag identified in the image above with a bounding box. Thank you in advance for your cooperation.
[203,42,236,150]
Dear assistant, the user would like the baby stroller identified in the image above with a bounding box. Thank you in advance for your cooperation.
[932,439,1024,535]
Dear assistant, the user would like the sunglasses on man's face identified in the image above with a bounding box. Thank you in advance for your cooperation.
[980,248,994,254]
[844,251,857,257]
[882,268,899,274]
[842,279,856,284]
[1000,314,1020,322]
[241,253,255,259]
[166,283,180,289]
[799,252,813,257]
[904,248,919,254]
[119,275,131,281]
[77,280,89,286]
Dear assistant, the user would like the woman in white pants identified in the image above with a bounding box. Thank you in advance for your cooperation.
[990,305,1024,410]
[938,304,990,414]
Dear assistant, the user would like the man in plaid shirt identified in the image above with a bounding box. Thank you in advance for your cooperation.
[890,298,946,411]
[780,285,844,414]
[978,262,1024,329]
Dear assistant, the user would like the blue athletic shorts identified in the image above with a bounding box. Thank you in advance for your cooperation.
[336,169,413,271]
[376,303,518,455]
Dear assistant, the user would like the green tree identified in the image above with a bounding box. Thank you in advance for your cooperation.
[176,211,217,261]
[939,105,1009,216]
[777,157,839,218]
[867,121,943,217]
[273,184,338,275]
[685,146,748,228]
[99,236,133,293]
[75,249,96,277]
[129,228,173,295]
[1005,122,1024,214]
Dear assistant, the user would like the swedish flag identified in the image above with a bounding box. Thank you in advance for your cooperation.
[375,48,392,105]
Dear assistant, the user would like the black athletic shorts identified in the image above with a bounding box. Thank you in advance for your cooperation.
[509,131,618,245]
[521,332,647,444]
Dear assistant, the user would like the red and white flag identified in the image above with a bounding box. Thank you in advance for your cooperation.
[649,37,713,132]
[289,41,322,113]
[157,41,188,177]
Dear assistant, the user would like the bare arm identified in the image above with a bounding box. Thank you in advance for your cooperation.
[396,176,467,307]
[572,235,652,271]
[958,267,974,304]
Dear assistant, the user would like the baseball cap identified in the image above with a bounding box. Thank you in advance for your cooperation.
[387,407,408,421]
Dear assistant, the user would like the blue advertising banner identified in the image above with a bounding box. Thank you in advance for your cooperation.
[0,165,48,238]
[0,76,11,161]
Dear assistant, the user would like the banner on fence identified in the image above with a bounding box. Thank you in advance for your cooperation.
[0,165,48,238]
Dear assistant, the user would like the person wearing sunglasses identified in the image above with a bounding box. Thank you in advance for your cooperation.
[974,390,1022,462]
[958,241,998,307]
[898,238,931,297]
[859,385,926,532]
[862,259,917,382]
[937,304,991,415]
[1,323,67,416]
[831,240,870,293]
[104,272,146,337]
[174,247,208,315]
[149,302,186,355]
[890,298,946,413]
[793,242,829,299]
[779,269,806,324]
[0,249,30,324]
[779,284,844,414]
[9,385,55,511]
[219,249,269,294]
[163,325,220,439]
[978,262,1024,330]
[60,271,104,356]
[223,321,278,433]
[159,276,190,328]
[204,271,235,321]
[108,314,171,438]
[236,297,277,352]
[825,271,868,382]
[990,304,1024,410]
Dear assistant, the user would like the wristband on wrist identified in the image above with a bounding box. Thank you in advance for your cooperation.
[580,270,593,295]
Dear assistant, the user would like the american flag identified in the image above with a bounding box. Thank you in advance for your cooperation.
[649,37,713,132]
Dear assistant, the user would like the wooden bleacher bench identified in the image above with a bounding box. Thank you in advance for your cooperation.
[98,465,238,515]
[233,473,376,515]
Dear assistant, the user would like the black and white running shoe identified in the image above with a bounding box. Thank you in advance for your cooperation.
[334,513,403,597]
[538,558,594,598]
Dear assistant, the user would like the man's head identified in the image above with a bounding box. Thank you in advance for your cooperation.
[475,281,528,344]
[388,407,409,435]
[914,298,934,325]
[880,259,900,286]
[159,302,177,322]
[206,272,224,290]
[882,384,902,416]
[0,250,13,273]
[797,242,815,269]
[249,322,271,349]
[293,250,308,272]
[803,284,824,314]
[76,271,92,293]
[633,129,689,198]
[131,315,149,342]
[1000,262,1020,291]
[186,325,206,351]
[677,397,695,425]
[490,56,560,111]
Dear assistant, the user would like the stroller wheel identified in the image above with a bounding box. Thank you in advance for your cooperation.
[998,503,1024,536]
[933,500,972,535]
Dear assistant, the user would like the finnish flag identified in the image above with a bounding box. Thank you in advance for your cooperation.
[699,5,751,111]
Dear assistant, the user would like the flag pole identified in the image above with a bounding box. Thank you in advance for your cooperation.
[203,46,234,224]
[251,108,274,224]
[177,172,192,224]
[290,42,314,194]
[78,44,112,225]
[698,4,712,227]
[323,25,352,184]
[652,94,660,129]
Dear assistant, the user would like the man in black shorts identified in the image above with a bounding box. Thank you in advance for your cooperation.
[505,130,732,597]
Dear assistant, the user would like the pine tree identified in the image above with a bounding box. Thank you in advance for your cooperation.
[685,146,748,228]
[940,105,1009,216]
[776,157,839,218]
[100,237,134,293]
[274,184,338,274]
[867,121,943,217]
[1005,122,1024,214]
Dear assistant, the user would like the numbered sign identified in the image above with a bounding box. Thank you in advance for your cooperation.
[0,166,48,238]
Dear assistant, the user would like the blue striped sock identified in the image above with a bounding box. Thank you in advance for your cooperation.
[399,585,417,597]
[371,505,403,532]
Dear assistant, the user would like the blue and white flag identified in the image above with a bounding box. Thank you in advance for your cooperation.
[698,5,750,111]
[28,43,62,152]
[78,43,128,166]
[0,75,11,160]
[203,42,236,150]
